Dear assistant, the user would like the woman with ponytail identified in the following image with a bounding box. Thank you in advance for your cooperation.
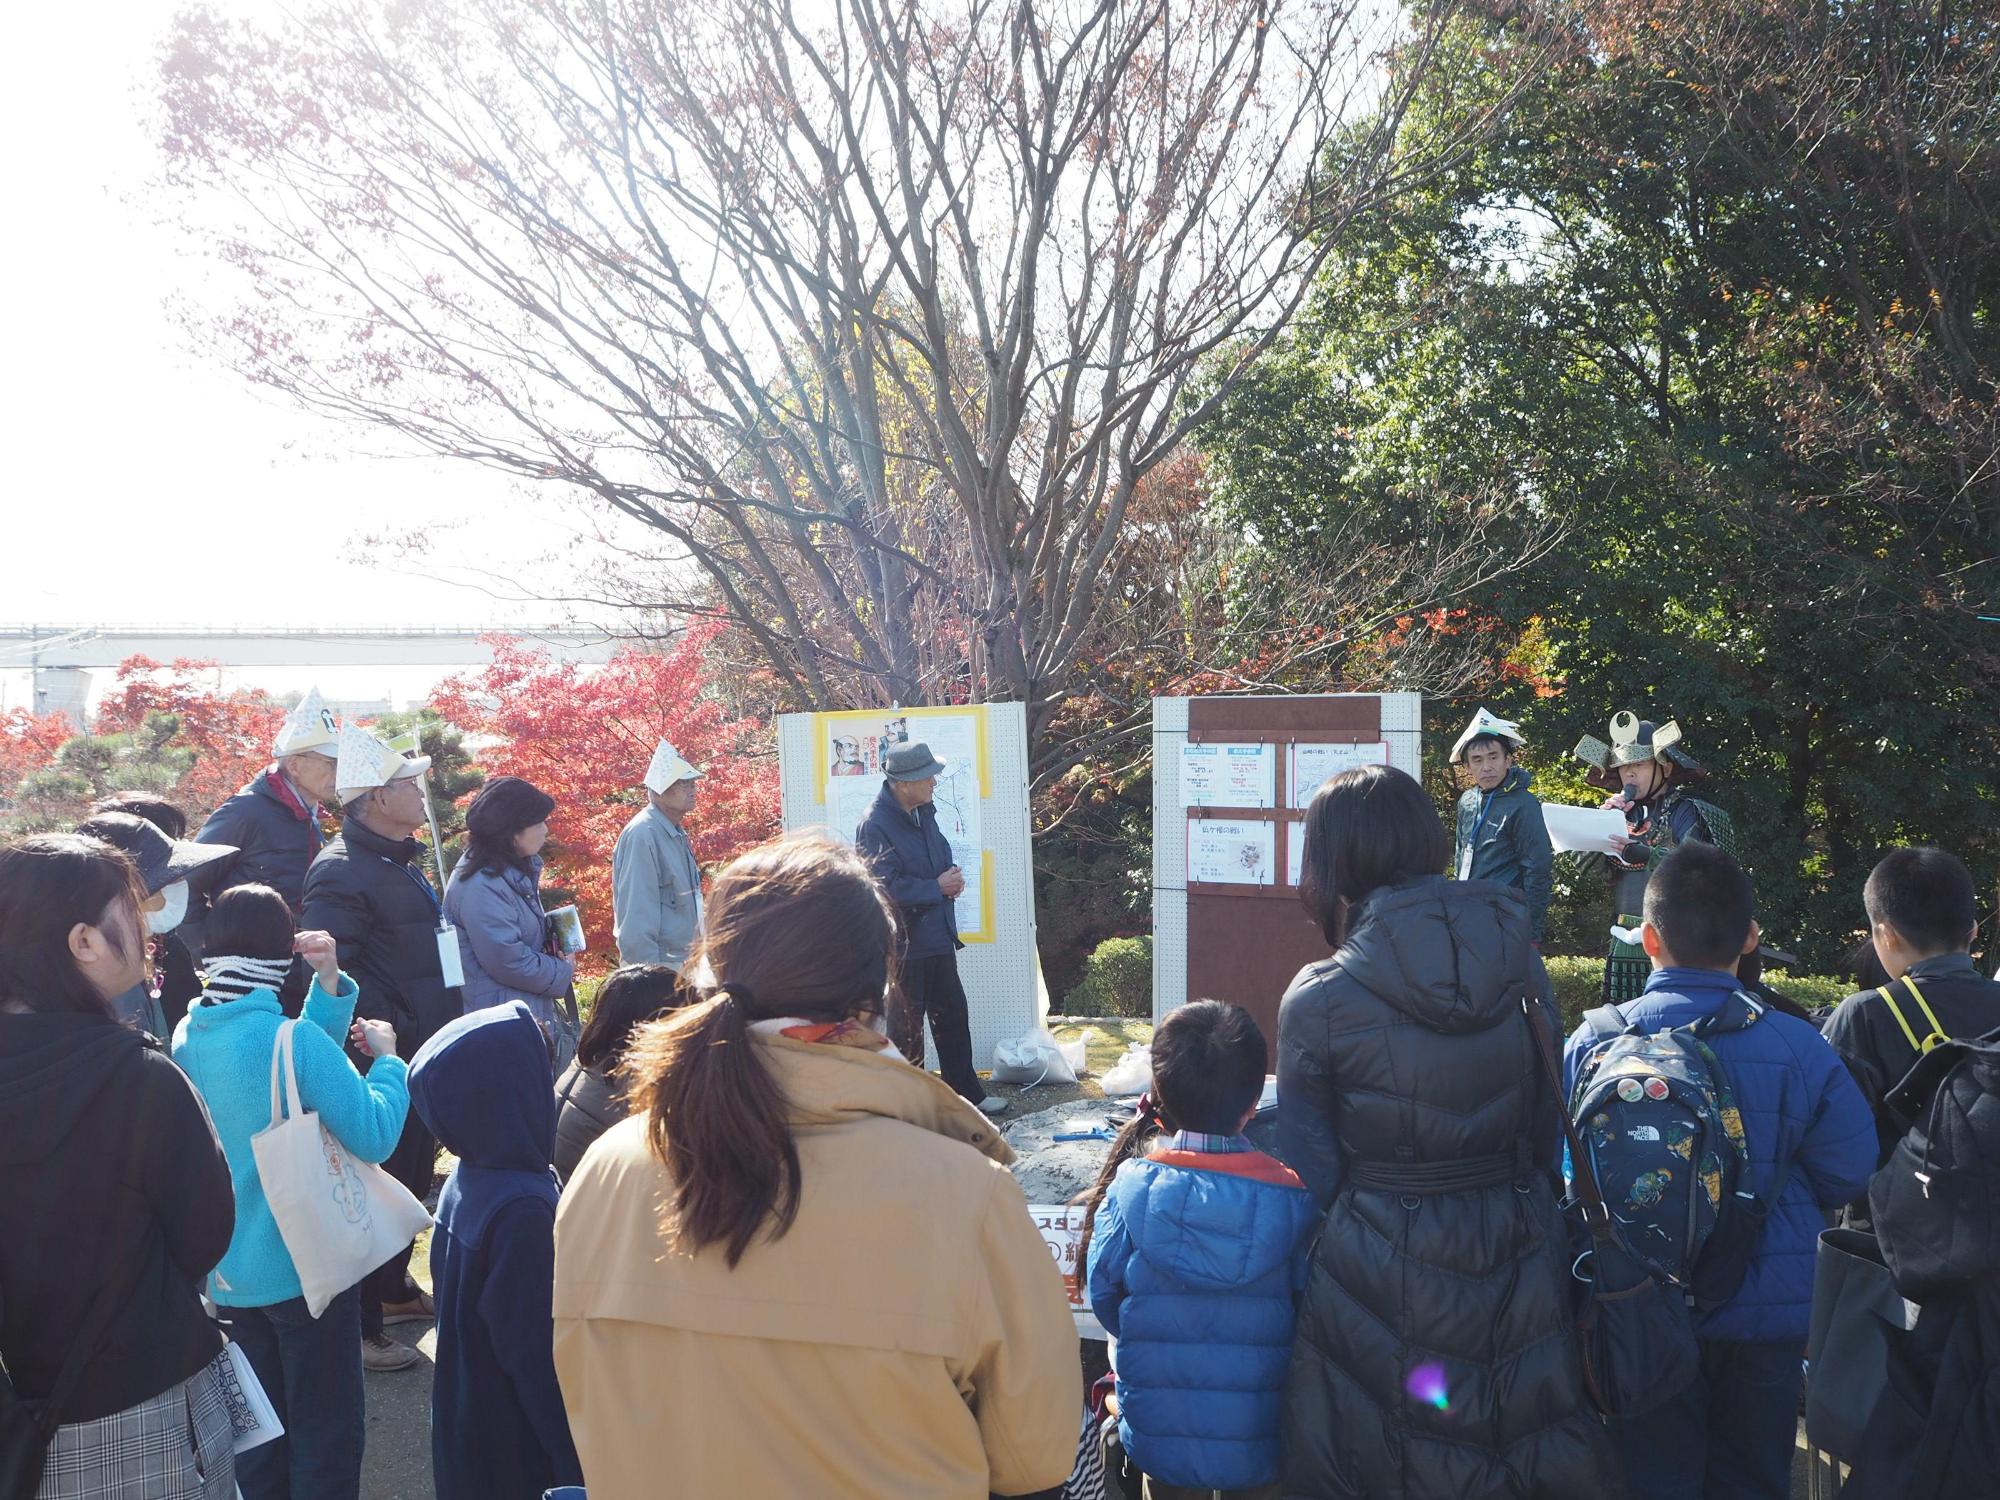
[552,832,1078,1499]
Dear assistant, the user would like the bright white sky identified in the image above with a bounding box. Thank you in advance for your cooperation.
[1,0,606,639]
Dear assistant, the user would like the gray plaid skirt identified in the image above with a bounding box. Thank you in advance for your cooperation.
[36,1350,234,1499]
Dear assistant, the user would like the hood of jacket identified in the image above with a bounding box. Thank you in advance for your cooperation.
[1462,766,1535,802]
[0,1010,150,1166]
[411,1000,558,1248]
[760,1031,1014,1165]
[176,984,286,1035]
[1106,1154,1316,1291]
[444,855,543,904]
[1337,874,1532,1035]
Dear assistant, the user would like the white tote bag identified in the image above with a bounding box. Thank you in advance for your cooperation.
[251,1020,431,1317]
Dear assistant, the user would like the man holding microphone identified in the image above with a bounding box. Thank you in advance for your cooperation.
[1572,711,1737,1004]
[856,741,1007,1116]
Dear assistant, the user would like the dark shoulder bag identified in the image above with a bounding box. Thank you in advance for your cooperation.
[1,1268,132,1497]
[1524,996,1702,1417]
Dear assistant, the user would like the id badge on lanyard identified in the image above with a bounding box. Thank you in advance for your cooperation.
[388,856,462,988]
[436,923,465,988]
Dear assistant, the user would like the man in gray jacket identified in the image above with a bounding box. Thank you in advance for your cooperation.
[612,739,705,972]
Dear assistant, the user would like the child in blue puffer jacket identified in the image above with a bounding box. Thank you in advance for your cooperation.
[1082,1001,1320,1500]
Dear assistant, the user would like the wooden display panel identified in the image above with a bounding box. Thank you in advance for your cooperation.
[1158,693,1421,1066]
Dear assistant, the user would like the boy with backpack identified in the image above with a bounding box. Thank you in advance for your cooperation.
[1822,847,1999,1188]
[1081,1001,1318,1500]
[1563,842,1874,1500]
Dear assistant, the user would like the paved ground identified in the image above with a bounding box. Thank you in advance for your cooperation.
[360,1233,437,1500]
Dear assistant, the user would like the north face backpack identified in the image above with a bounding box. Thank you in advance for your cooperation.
[1570,991,1794,1313]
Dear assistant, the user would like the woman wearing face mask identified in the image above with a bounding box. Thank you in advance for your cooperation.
[72,811,236,1040]
[0,834,238,1498]
[81,797,221,1036]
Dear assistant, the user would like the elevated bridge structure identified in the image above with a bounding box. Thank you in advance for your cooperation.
[0,624,629,722]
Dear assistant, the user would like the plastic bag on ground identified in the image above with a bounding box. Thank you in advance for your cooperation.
[1099,1042,1153,1097]
[991,1027,1080,1087]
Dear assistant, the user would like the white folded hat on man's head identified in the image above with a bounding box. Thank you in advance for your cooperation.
[643,739,704,794]
[274,687,340,758]
[334,720,432,802]
[1449,707,1526,765]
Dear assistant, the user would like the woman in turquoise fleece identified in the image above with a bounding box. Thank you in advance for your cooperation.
[171,883,411,1500]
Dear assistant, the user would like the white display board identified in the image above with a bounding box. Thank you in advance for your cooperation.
[778,703,1038,1072]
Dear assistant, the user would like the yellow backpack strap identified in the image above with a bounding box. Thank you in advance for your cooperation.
[1898,974,1950,1053]
[1875,983,1923,1052]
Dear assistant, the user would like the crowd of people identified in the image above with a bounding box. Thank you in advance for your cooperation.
[0,693,1994,1500]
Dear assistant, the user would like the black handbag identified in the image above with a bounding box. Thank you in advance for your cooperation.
[1805,1226,1915,1462]
[1526,996,1702,1418]
[1,1270,130,1497]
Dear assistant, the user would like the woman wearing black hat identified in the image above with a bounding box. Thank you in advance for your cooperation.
[443,777,575,1036]
[73,808,236,1040]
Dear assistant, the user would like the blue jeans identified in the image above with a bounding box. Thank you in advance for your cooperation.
[1608,1337,1801,1500]
[224,1285,366,1500]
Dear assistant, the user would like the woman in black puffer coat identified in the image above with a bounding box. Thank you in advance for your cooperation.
[1277,765,1614,1499]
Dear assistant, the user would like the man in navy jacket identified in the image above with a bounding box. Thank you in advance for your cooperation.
[186,688,342,959]
[855,741,1005,1116]
[1566,842,1874,1500]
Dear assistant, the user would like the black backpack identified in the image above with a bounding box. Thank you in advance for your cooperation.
[1869,1025,2000,1300]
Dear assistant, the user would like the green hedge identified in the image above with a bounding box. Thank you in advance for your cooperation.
[1063,935,1153,1018]
[1544,956,1852,1032]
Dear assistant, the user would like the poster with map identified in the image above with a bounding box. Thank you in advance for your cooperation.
[818,706,993,942]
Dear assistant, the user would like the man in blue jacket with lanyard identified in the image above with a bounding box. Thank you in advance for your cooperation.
[1450,707,1554,945]
[855,741,1006,1116]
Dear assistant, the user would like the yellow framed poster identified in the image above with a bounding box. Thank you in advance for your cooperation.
[813,705,996,943]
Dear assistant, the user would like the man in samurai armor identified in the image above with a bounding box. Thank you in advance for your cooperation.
[1573,711,1737,1004]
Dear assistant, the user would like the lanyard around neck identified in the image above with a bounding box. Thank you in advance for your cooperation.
[382,854,442,918]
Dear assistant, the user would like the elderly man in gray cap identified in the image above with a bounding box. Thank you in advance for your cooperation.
[855,741,1006,1116]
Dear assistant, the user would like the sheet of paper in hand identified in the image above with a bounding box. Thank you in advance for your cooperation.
[1542,803,1633,856]
[218,1340,284,1454]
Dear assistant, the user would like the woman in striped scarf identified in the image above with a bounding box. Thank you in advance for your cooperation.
[170,884,412,1500]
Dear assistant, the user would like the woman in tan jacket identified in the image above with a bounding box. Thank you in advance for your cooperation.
[553,832,1079,1499]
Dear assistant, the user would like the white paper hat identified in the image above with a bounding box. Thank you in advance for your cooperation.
[1450,707,1526,765]
[274,687,340,757]
[643,739,704,794]
[334,720,432,802]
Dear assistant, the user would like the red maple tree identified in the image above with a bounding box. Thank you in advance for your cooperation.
[432,626,777,960]
[0,707,76,802]
[93,657,288,816]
